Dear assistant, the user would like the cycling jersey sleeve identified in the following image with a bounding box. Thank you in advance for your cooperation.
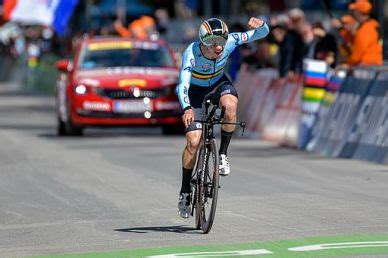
[177,43,195,110]
[230,22,270,46]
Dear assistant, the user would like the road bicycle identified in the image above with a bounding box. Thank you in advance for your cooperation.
[190,95,245,233]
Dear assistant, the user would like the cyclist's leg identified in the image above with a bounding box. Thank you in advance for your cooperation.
[178,129,202,218]
[213,76,238,175]
[213,76,238,155]
[179,85,206,194]
[180,129,202,194]
[178,85,207,218]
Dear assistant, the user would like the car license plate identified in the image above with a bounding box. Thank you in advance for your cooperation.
[113,100,152,113]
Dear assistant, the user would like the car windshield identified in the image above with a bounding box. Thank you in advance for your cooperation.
[78,42,175,69]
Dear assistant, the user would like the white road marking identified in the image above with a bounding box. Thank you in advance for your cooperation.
[289,241,388,251]
[147,249,273,257]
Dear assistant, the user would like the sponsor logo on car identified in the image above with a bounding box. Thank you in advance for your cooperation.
[83,101,111,111]
[88,42,133,51]
[118,79,147,87]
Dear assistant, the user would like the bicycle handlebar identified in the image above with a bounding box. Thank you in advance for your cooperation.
[193,120,246,136]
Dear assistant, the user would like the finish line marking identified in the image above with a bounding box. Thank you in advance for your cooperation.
[147,241,388,257]
[147,249,273,257]
[288,241,388,251]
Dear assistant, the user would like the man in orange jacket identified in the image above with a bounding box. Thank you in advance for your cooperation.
[347,0,382,66]
[331,14,358,64]
[114,15,156,40]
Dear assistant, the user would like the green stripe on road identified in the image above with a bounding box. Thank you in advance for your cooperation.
[33,233,388,258]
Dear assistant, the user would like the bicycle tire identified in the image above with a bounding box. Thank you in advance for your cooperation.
[192,145,205,230]
[199,138,219,233]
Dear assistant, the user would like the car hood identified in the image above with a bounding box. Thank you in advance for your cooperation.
[73,67,179,89]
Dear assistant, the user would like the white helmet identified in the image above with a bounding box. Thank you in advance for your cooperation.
[198,18,228,46]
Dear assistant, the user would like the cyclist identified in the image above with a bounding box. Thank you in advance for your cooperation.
[177,17,269,218]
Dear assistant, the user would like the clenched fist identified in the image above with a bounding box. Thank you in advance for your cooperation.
[182,108,194,128]
[247,17,264,29]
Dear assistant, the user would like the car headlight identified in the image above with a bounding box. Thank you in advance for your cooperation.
[74,84,88,95]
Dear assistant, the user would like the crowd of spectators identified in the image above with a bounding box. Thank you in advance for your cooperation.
[228,0,383,81]
[0,1,384,82]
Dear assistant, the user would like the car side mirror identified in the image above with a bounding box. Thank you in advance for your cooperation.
[56,59,73,73]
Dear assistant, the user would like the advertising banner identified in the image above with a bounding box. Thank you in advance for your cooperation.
[235,68,278,138]
[349,71,388,163]
[261,78,302,147]
[306,69,347,151]
[308,68,377,157]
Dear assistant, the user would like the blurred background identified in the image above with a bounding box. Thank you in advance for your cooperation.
[0,0,386,163]
[0,0,387,87]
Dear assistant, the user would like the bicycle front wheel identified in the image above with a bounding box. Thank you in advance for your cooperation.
[193,145,204,230]
[199,138,219,233]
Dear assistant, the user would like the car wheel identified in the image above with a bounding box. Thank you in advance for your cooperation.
[65,119,84,136]
[162,125,185,135]
[63,101,84,136]
[57,116,67,136]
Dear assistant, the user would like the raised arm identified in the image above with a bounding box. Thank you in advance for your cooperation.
[230,17,270,46]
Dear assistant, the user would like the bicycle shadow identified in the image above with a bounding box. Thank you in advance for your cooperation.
[115,225,199,234]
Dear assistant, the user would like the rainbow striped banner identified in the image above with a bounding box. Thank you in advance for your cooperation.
[298,59,328,148]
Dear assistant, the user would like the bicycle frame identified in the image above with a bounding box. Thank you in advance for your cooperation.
[191,98,246,233]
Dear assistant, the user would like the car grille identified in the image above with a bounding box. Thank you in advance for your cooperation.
[94,88,168,99]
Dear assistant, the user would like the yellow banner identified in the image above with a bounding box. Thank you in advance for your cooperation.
[88,42,133,51]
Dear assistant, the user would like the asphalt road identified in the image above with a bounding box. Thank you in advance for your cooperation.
[0,81,387,257]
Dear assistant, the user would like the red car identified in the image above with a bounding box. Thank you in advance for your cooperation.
[55,36,183,135]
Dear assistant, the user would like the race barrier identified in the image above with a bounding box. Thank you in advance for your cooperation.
[235,68,300,146]
[305,68,347,152]
[235,64,387,164]
[351,70,388,163]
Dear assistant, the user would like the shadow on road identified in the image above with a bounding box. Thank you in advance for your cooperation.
[38,127,183,139]
[231,145,330,159]
[0,124,53,131]
[115,225,199,234]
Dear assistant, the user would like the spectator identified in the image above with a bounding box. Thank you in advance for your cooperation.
[332,15,358,64]
[278,8,306,78]
[154,8,170,37]
[114,15,156,40]
[347,0,382,66]
[306,22,338,68]
[241,39,274,70]
[267,24,288,69]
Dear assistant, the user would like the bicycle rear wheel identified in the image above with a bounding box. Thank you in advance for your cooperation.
[198,139,219,233]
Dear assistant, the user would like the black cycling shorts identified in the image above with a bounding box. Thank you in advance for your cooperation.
[186,74,238,133]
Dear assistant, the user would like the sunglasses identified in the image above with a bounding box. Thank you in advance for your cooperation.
[202,36,227,47]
